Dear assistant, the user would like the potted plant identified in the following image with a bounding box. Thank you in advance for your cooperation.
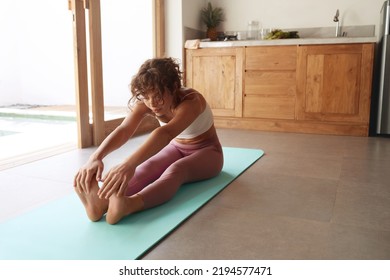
[201,2,225,41]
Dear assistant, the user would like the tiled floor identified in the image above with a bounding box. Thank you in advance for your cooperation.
[0,128,389,259]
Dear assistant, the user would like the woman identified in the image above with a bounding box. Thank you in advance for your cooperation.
[73,57,223,224]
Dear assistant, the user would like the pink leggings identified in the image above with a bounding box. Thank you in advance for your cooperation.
[125,135,223,209]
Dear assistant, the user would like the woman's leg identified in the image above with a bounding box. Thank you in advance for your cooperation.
[139,143,223,209]
[125,142,183,196]
[106,142,183,224]
[107,145,223,224]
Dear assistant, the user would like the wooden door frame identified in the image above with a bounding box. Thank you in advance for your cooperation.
[69,0,164,148]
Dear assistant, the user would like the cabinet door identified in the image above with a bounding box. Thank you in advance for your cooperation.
[244,46,297,120]
[185,48,244,117]
[296,44,374,123]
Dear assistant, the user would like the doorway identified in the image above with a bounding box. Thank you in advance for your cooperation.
[70,0,164,148]
[0,0,163,169]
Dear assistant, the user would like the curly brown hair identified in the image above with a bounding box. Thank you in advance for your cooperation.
[128,57,182,109]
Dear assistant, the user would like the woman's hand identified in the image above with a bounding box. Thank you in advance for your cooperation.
[97,162,135,199]
[73,158,104,194]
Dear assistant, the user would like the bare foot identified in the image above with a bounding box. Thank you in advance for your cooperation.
[106,194,144,225]
[75,181,109,222]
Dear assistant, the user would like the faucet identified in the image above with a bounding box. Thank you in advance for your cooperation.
[333,9,340,37]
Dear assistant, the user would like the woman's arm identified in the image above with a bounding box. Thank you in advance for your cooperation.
[97,93,204,198]
[91,103,150,161]
[74,102,150,193]
[125,94,203,167]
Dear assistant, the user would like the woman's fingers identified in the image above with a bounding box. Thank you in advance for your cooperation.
[85,169,96,194]
[80,170,88,193]
[117,180,128,197]
[98,178,116,199]
[73,169,91,194]
[96,165,103,182]
[103,183,118,199]
[73,160,104,194]
[75,171,86,193]
[96,163,134,198]
[73,172,82,193]
[98,173,128,199]
[97,172,108,197]
[97,173,111,198]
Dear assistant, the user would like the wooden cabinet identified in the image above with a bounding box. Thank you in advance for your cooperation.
[185,42,375,136]
[185,47,244,117]
[296,44,374,127]
[244,46,296,120]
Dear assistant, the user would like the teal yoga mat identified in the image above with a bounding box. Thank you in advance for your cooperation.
[0,147,264,260]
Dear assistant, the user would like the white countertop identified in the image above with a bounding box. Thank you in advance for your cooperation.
[197,36,377,48]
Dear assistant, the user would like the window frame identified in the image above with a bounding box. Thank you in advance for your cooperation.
[70,0,165,147]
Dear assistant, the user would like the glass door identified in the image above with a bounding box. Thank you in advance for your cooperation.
[70,0,164,148]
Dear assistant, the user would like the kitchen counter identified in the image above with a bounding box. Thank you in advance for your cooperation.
[197,36,377,48]
[186,39,375,136]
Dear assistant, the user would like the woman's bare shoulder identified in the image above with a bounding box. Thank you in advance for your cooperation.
[125,101,152,120]
[176,88,206,113]
[180,88,203,101]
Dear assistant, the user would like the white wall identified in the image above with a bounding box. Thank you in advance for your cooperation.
[182,0,205,30]
[166,0,385,61]
[210,0,384,34]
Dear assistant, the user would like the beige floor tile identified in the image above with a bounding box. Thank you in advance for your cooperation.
[253,152,342,180]
[342,136,390,160]
[143,205,331,260]
[211,171,338,222]
[340,157,390,185]
[324,223,390,259]
[332,181,390,232]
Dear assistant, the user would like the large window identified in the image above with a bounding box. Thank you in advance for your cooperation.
[72,0,162,147]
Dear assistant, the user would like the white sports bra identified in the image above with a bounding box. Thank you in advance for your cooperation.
[158,103,214,139]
